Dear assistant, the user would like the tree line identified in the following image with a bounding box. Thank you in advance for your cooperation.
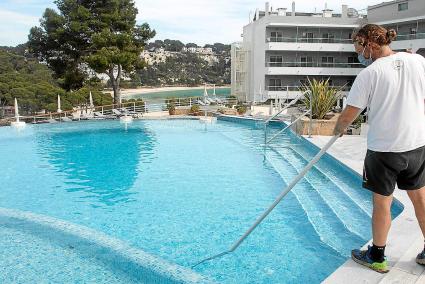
[0,48,111,117]
[136,52,230,87]
[146,39,230,54]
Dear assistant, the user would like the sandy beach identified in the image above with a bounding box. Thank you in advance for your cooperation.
[111,86,230,97]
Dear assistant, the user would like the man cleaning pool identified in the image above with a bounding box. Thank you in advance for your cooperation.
[333,24,425,273]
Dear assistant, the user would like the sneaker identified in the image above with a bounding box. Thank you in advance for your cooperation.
[416,249,425,265]
[351,246,389,273]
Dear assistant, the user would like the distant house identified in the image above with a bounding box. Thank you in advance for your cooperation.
[187,47,197,53]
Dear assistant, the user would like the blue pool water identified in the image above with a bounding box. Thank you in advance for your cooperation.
[0,119,403,283]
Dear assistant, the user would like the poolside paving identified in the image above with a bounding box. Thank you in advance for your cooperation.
[305,135,425,284]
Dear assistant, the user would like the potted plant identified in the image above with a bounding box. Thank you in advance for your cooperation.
[190,105,200,116]
[295,78,344,136]
[167,103,176,115]
[236,105,247,115]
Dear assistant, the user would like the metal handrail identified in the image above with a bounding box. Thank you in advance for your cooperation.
[266,62,363,68]
[192,135,340,268]
[266,33,425,44]
[267,37,353,44]
[264,91,307,124]
[266,109,311,144]
[264,91,310,145]
[268,85,352,92]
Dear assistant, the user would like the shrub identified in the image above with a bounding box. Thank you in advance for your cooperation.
[217,108,225,114]
[190,104,200,114]
[167,103,176,115]
[300,78,344,119]
[236,105,247,115]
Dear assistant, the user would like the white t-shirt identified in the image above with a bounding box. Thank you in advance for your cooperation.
[346,52,425,152]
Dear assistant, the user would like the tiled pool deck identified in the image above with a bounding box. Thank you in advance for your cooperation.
[307,135,425,284]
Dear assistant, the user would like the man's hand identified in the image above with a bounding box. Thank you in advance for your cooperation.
[333,105,363,136]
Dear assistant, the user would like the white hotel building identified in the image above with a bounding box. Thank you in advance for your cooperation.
[231,0,425,103]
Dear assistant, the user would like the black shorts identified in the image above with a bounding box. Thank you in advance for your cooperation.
[363,145,425,196]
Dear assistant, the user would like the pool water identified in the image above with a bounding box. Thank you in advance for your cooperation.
[0,119,403,283]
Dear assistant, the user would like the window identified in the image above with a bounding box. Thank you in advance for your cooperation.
[299,79,308,87]
[300,56,313,67]
[410,27,417,39]
[270,31,283,42]
[348,56,359,67]
[322,33,335,43]
[301,32,314,43]
[322,56,334,67]
[269,55,283,66]
[398,2,408,11]
[269,79,282,91]
[348,57,357,63]
[346,79,354,87]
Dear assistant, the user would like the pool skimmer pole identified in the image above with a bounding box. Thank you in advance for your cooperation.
[192,135,339,268]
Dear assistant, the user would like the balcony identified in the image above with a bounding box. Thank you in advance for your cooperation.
[391,33,425,51]
[395,33,425,41]
[265,62,363,76]
[267,37,353,44]
[266,37,355,52]
[266,85,351,100]
[266,33,425,52]
[266,62,362,68]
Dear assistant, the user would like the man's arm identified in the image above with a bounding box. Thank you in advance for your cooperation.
[333,105,363,136]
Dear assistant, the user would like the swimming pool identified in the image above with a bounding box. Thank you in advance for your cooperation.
[0,119,403,283]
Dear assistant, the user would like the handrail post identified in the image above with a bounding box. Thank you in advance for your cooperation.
[133,102,136,112]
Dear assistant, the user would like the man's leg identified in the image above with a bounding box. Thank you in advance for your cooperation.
[351,193,392,273]
[372,193,393,246]
[406,187,425,238]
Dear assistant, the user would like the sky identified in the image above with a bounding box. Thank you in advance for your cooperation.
[0,0,387,47]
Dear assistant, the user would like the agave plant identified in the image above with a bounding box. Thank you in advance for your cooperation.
[300,78,344,119]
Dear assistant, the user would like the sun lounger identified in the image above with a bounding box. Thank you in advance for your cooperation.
[119,108,139,118]
[94,111,115,119]
[112,109,124,116]
[206,98,216,104]
[215,98,224,104]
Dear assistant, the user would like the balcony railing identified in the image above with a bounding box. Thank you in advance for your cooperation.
[267,33,425,44]
[267,85,351,92]
[267,37,353,44]
[396,33,425,41]
[266,62,363,68]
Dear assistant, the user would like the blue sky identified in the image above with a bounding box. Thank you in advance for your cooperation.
[0,0,384,47]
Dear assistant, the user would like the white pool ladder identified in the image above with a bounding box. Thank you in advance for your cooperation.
[264,90,312,145]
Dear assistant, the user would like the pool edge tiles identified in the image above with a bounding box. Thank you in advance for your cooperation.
[0,207,216,284]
